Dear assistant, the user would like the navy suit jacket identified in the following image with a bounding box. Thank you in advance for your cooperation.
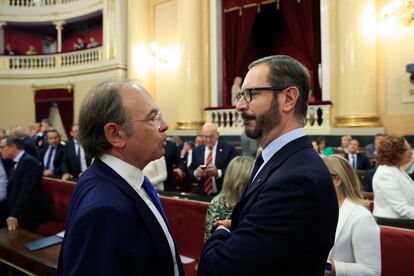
[164,140,184,191]
[198,136,338,276]
[61,139,92,179]
[40,143,65,177]
[7,152,44,232]
[345,152,372,170]
[188,141,236,196]
[58,159,184,276]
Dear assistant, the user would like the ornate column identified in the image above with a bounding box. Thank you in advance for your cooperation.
[176,0,204,130]
[127,0,151,89]
[333,0,380,127]
[53,21,65,53]
[0,22,6,54]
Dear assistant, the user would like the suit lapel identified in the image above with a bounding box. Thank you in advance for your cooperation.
[93,160,176,270]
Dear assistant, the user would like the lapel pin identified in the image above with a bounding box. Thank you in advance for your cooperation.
[219,148,223,152]
[257,178,261,184]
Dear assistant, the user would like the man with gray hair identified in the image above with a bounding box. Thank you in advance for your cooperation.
[58,80,184,276]
[199,55,338,275]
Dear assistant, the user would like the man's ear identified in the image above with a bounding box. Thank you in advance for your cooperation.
[281,86,300,113]
[103,123,126,148]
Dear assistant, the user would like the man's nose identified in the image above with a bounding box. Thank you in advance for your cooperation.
[236,98,247,111]
[160,119,168,132]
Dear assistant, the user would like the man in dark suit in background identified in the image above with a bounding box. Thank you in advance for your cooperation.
[61,124,92,180]
[163,140,184,192]
[198,55,338,276]
[345,139,372,170]
[58,80,184,275]
[40,129,65,177]
[188,122,235,197]
[0,136,44,232]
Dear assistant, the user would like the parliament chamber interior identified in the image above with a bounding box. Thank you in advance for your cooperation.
[0,0,414,275]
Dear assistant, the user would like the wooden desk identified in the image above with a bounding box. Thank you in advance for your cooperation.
[0,228,59,276]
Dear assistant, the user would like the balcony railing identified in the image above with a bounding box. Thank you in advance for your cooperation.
[0,47,103,70]
[204,102,333,135]
[3,0,80,6]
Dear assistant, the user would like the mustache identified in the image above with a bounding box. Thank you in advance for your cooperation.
[241,112,256,121]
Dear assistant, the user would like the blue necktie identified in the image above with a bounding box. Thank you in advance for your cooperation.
[142,176,167,220]
[45,147,55,169]
[352,155,356,170]
[246,154,264,193]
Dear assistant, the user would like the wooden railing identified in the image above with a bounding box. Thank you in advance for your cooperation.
[0,47,103,70]
[3,0,80,6]
[204,102,333,135]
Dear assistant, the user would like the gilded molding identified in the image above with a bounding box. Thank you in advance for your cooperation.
[32,83,74,93]
[176,120,205,130]
[334,115,382,128]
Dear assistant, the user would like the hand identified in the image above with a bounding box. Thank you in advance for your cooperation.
[6,217,18,231]
[216,219,231,229]
[331,261,336,276]
[174,168,184,178]
[195,166,207,177]
[43,169,53,176]
[205,165,218,177]
[62,173,73,181]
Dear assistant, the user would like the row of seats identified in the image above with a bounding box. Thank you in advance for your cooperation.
[39,177,414,276]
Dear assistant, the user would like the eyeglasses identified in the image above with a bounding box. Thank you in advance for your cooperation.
[236,87,287,103]
[131,112,163,129]
[0,145,8,149]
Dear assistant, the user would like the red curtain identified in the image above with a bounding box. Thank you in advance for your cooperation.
[34,89,73,137]
[222,0,322,104]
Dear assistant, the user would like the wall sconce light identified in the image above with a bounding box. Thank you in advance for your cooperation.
[381,0,414,26]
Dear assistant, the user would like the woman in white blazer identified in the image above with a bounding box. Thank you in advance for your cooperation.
[324,155,381,276]
[373,135,414,219]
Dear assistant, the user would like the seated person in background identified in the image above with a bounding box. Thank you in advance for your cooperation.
[188,122,236,197]
[365,133,385,159]
[373,135,414,219]
[194,135,203,147]
[204,156,253,240]
[361,168,376,192]
[0,136,44,232]
[4,44,15,55]
[345,139,371,170]
[323,155,381,276]
[231,76,242,105]
[142,156,167,191]
[40,129,65,177]
[164,140,185,191]
[337,135,352,154]
[86,36,99,48]
[316,136,334,157]
[73,37,86,50]
[25,44,37,55]
[180,140,194,168]
[61,124,92,180]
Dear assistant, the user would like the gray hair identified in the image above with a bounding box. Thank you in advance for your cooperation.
[249,55,310,125]
[78,79,133,158]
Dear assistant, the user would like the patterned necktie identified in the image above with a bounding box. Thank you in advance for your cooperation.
[204,147,213,195]
[141,176,167,220]
[246,153,264,193]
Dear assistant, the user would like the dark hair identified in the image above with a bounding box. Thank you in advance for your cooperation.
[41,118,51,126]
[376,135,407,166]
[248,55,310,125]
[5,135,24,150]
[78,80,133,158]
[46,129,60,137]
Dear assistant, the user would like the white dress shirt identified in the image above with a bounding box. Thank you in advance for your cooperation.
[327,199,381,276]
[100,154,179,276]
[373,165,414,219]
[74,139,88,172]
[203,142,222,194]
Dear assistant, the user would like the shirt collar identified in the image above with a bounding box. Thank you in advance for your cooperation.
[261,128,305,164]
[14,150,25,163]
[100,154,144,189]
[207,141,218,151]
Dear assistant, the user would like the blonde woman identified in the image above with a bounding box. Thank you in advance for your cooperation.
[204,156,254,240]
[323,155,381,276]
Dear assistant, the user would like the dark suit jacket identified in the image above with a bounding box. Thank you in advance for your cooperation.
[345,152,372,170]
[58,159,184,276]
[7,152,44,232]
[40,143,65,177]
[188,141,236,196]
[61,139,92,179]
[164,140,184,191]
[198,136,338,276]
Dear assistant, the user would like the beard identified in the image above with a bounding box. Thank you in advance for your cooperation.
[242,98,281,140]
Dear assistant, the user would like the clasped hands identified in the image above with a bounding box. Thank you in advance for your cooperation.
[195,165,218,178]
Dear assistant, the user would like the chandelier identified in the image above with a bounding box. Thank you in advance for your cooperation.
[381,0,414,26]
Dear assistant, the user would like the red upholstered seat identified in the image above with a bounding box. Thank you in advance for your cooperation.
[380,226,414,276]
[160,197,209,276]
[38,178,76,236]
